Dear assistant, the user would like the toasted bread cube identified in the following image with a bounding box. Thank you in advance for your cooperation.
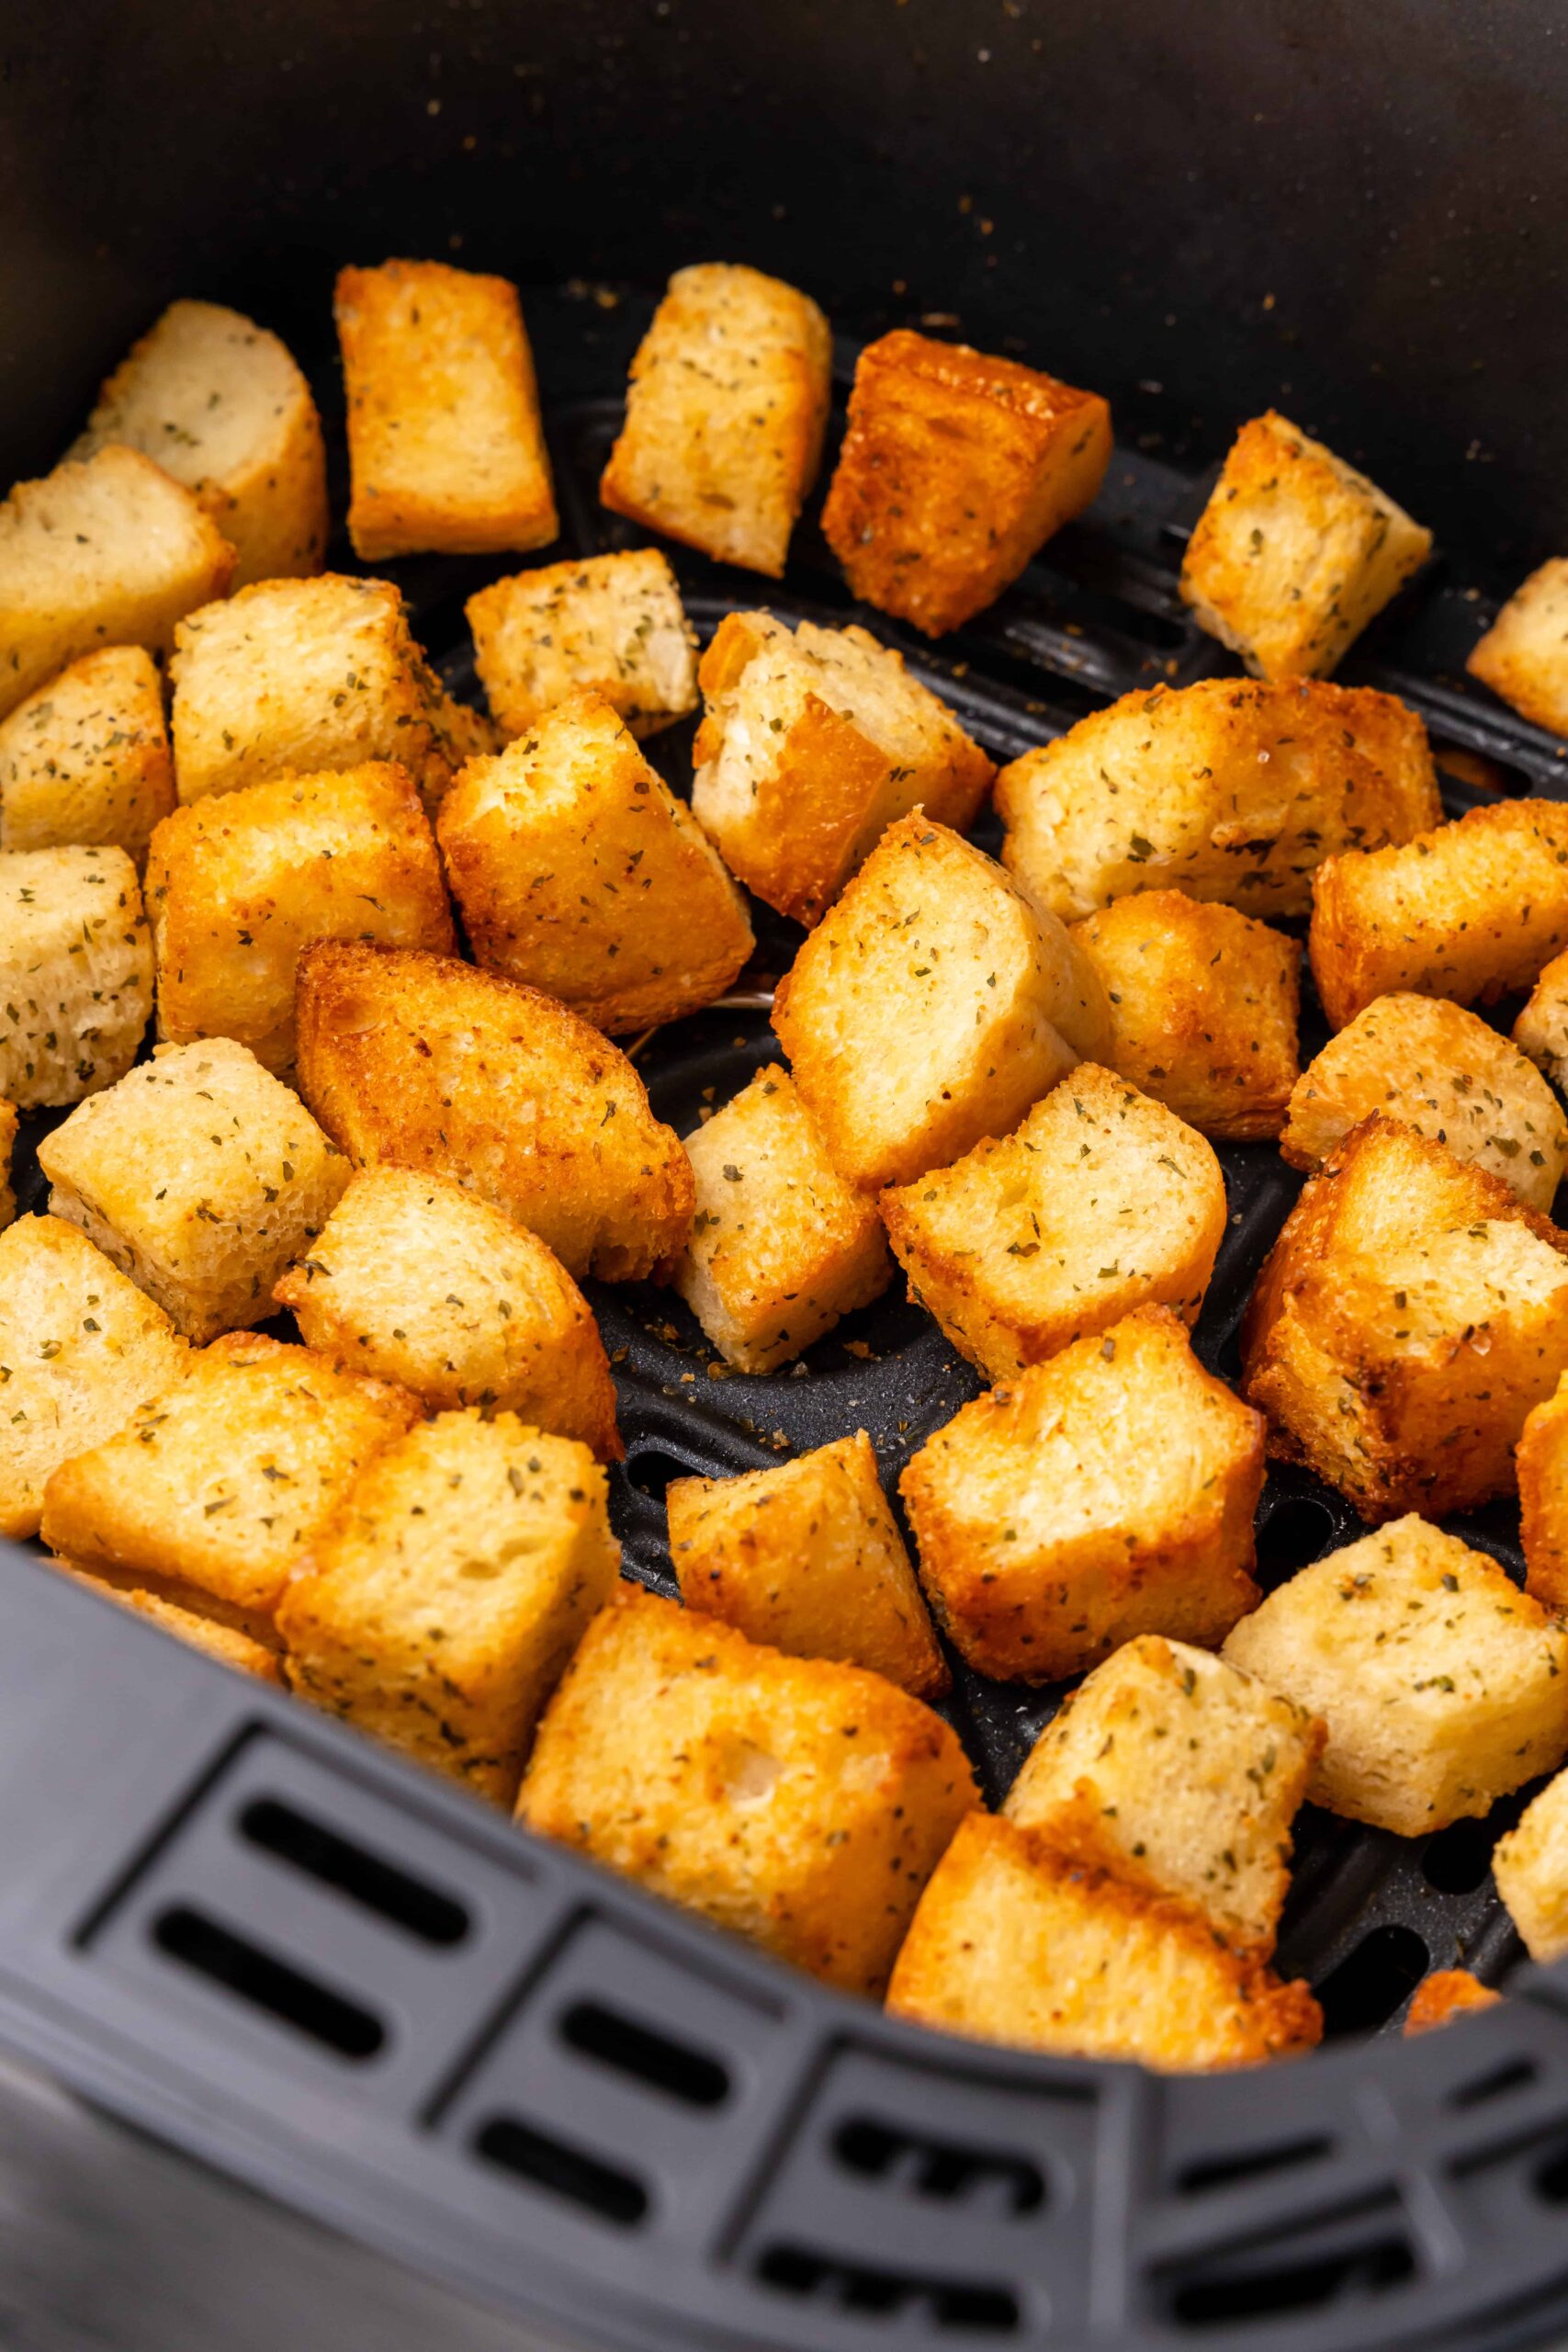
[821,331,1111,637]
[40,1331,417,1641]
[1516,1371,1568,1611]
[1404,1970,1502,2036]
[519,1582,977,1993]
[900,1306,1262,1681]
[1244,1115,1568,1521]
[997,676,1440,923]
[71,300,327,587]
[468,550,697,741]
[1180,413,1431,680]
[0,647,175,864]
[1466,560,1568,737]
[886,1815,1322,2071]
[772,817,1111,1193]
[0,446,234,724]
[335,259,557,560]
[1223,1516,1568,1836]
[55,1559,285,1683]
[1494,1768,1568,1962]
[273,1166,620,1460]
[0,1098,15,1230]
[295,943,692,1283]
[1281,992,1567,1212]
[1516,944,1568,1096]
[0,846,152,1108]
[1309,798,1568,1030]
[667,1430,946,1698]
[883,1068,1226,1383]
[278,1410,617,1803]
[691,613,994,925]
[39,1038,350,1342]
[0,1216,187,1538]
[1004,1636,1321,1952]
[146,762,455,1075]
[437,689,752,1034]
[599,263,830,577]
[1071,891,1301,1141]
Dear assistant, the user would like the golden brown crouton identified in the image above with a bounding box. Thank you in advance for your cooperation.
[821,331,1111,636]
[71,300,327,587]
[1308,798,1568,1029]
[1281,992,1567,1211]
[882,1068,1226,1383]
[1466,560,1568,737]
[294,943,693,1283]
[1517,1370,1568,1612]
[518,1582,978,1993]
[0,446,235,723]
[674,1063,890,1372]
[40,1331,417,1642]
[1004,1636,1322,1954]
[274,1165,620,1460]
[1493,1767,1568,1962]
[0,1215,187,1538]
[146,762,455,1075]
[900,1307,1263,1681]
[1223,1516,1568,1837]
[0,845,152,1108]
[1403,1971,1502,2037]
[279,1410,618,1803]
[1514,942,1568,1093]
[772,816,1111,1193]
[1071,891,1301,1140]
[0,1098,15,1230]
[691,613,995,925]
[996,676,1440,923]
[886,1815,1322,2071]
[335,259,558,560]
[468,550,697,741]
[599,263,831,577]
[667,1430,946,1698]
[39,1037,350,1343]
[1243,1114,1568,1521]
[437,689,752,1034]
[1179,413,1431,680]
[54,1558,285,1683]
[0,647,174,863]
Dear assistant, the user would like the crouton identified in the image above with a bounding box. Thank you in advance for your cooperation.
[0,1215,187,1538]
[1309,798,1568,1029]
[1404,1971,1502,2036]
[0,1099,14,1230]
[278,1410,617,1803]
[673,1063,892,1371]
[437,689,752,1034]
[1493,1767,1568,1963]
[0,647,174,863]
[821,331,1111,637]
[772,816,1111,1193]
[1243,1114,1568,1521]
[146,761,455,1075]
[882,1068,1226,1383]
[0,845,152,1108]
[520,1584,977,1993]
[55,1559,285,1683]
[1224,1517,1568,1837]
[39,1037,350,1343]
[1516,1371,1568,1611]
[1281,992,1567,1212]
[900,1306,1263,1681]
[1515,942,1568,1094]
[335,259,558,560]
[468,550,697,741]
[691,614,995,924]
[667,1430,946,1698]
[274,1165,620,1460]
[0,446,235,723]
[40,1330,418,1642]
[886,1815,1322,2071]
[1179,413,1431,680]
[294,943,693,1283]
[1071,891,1301,1140]
[996,676,1440,923]
[1466,560,1568,737]
[599,263,831,577]
[71,300,327,587]
[1004,1636,1322,1952]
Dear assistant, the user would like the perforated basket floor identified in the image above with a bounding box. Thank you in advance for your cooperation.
[6,287,1568,2352]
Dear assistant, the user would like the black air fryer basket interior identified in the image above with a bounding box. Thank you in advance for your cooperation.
[4,6,1568,2349]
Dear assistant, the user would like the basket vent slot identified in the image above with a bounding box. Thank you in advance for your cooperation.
[756,2244,1020,2334]
[833,2117,1045,2215]
[558,1998,729,2108]
[1535,2138,1568,2203]
[1176,2134,1333,2196]
[1255,1496,1338,1584]
[152,1905,385,2060]
[1451,2055,1537,2111]
[238,1797,470,1946]
[1316,1925,1428,2038]
[473,2114,649,2226]
[1167,2233,1415,2330]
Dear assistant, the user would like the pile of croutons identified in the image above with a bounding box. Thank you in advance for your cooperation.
[4,254,1568,2070]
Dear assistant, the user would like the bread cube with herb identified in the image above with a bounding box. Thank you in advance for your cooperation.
[1516,1371,1568,1612]
[0,647,174,863]
[0,845,152,1108]
[1493,1767,1568,1964]
[1466,560,1568,737]
[0,1099,15,1230]
[55,1560,285,1684]
[468,549,697,741]
[1404,1970,1503,2036]
[1513,943,1568,1093]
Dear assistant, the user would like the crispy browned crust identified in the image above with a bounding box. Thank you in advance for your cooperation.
[1404,1970,1503,2037]
[1518,1376,1568,1611]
